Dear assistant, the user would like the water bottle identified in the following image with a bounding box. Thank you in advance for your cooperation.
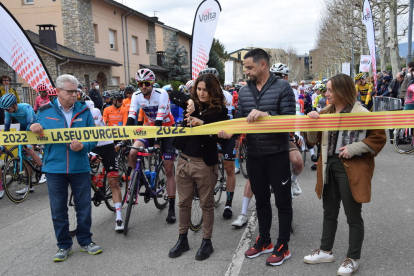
[144,169,151,182]
[150,171,157,188]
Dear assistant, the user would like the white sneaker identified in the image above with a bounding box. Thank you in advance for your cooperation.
[16,187,34,195]
[337,258,359,276]
[235,168,240,174]
[292,180,302,195]
[231,214,248,227]
[303,249,335,264]
[0,190,4,199]
[38,174,47,184]
[115,220,124,232]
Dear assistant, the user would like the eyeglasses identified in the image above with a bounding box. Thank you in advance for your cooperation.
[116,99,123,103]
[39,90,47,93]
[137,81,153,88]
[2,80,10,82]
[125,91,133,94]
[5,107,14,111]
[60,89,79,95]
[104,96,110,99]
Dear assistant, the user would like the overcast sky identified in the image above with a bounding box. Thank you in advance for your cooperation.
[116,0,324,55]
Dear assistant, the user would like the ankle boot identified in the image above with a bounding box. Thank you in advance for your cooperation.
[169,234,190,258]
[195,238,214,261]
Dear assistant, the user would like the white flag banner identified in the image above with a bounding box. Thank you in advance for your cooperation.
[359,55,372,72]
[191,0,222,80]
[225,60,233,83]
[0,3,54,90]
[342,62,351,76]
[361,0,377,87]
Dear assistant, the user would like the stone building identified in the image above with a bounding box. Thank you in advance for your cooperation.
[1,0,192,91]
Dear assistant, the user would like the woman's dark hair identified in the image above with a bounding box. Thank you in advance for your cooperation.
[321,73,356,114]
[192,73,224,113]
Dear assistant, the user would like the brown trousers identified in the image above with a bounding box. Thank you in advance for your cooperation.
[176,153,218,239]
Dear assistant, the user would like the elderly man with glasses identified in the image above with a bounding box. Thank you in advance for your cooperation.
[29,74,101,262]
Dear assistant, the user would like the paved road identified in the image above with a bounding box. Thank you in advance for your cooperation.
[0,140,412,276]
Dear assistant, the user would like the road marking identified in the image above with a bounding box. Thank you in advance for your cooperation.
[225,211,258,276]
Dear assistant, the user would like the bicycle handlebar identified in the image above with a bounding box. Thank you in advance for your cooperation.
[127,146,160,154]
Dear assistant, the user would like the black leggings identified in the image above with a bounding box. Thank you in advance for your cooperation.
[247,151,292,245]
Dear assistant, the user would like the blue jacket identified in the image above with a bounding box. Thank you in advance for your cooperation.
[34,99,97,174]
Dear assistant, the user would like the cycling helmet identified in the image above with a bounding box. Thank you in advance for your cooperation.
[291,82,298,87]
[111,92,124,100]
[311,81,316,85]
[36,83,48,92]
[318,84,327,93]
[162,84,172,92]
[135,68,156,82]
[300,80,305,84]
[304,87,312,94]
[124,85,135,93]
[47,87,58,96]
[0,93,17,109]
[355,73,365,80]
[179,84,185,92]
[77,91,86,101]
[102,91,111,97]
[185,80,195,91]
[224,81,233,87]
[153,83,160,88]
[270,63,290,75]
[199,68,219,78]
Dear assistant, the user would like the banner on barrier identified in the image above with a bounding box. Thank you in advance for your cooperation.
[1,111,414,145]
[359,55,372,72]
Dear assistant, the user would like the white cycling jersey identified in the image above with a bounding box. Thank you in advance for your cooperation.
[91,108,113,147]
[223,90,233,117]
[128,88,174,126]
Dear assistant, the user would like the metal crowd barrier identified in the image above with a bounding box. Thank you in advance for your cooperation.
[372,96,402,112]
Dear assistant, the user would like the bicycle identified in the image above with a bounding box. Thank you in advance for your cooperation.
[214,154,226,207]
[189,185,203,231]
[393,128,414,154]
[123,146,168,235]
[3,145,43,203]
[67,155,128,236]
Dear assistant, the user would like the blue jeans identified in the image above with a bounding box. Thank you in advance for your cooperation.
[46,172,92,249]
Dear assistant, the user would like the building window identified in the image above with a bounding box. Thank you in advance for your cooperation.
[111,77,119,86]
[109,29,117,50]
[310,66,313,69]
[23,0,34,4]
[146,40,150,54]
[94,24,99,43]
[310,56,312,60]
[132,36,138,55]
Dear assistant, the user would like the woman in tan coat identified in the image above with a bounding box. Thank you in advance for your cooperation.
[303,74,386,276]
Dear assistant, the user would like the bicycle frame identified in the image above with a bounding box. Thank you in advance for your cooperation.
[125,150,165,205]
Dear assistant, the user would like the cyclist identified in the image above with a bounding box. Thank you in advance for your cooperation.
[199,67,237,219]
[102,91,113,110]
[89,101,125,232]
[34,83,51,113]
[314,84,328,111]
[163,84,184,126]
[103,92,128,127]
[184,80,195,96]
[355,73,373,109]
[270,63,304,195]
[299,80,306,94]
[122,85,135,110]
[126,69,177,223]
[0,93,43,194]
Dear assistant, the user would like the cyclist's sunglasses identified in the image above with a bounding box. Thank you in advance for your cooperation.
[137,81,153,87]
[104,96,110,99]
[116,99,123,103]
[4,106,14,111]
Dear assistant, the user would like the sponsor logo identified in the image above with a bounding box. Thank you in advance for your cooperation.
[361,59,370,65]
[199,8,216,23]
[363,8,371,21]
[282,179,289,185]
[73,118,82,122]
[133,128,147,136]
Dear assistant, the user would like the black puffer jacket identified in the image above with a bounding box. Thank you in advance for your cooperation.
[235,73,296,157]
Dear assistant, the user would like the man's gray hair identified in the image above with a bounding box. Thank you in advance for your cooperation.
[56,74,79,89]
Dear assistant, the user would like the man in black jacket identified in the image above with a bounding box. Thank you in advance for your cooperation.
[219,48,296,267]
[88,80,103,110]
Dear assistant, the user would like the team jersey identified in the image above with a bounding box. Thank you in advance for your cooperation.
[128,88,174,126]
[5,103,36,131]
[102,105,128,126]
[122,97,132,110]
[314,94,328,111]
[91,108,113,147]
[355,83,373,105]
[138,108,150,126]
[223,90,233,118]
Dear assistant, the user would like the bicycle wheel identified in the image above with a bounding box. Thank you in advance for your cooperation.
[123,170,139,235]
[301,148,306,166]
[189,185,203,232]
[214,157,225,207]
[394,128,414,154]
[118,162,128,203]
[3,157,31,203]
[154,160,169,210]
[239,142,248,179]
[68,186,77,237]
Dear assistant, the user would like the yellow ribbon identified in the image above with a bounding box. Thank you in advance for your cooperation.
[1,111,413,145]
